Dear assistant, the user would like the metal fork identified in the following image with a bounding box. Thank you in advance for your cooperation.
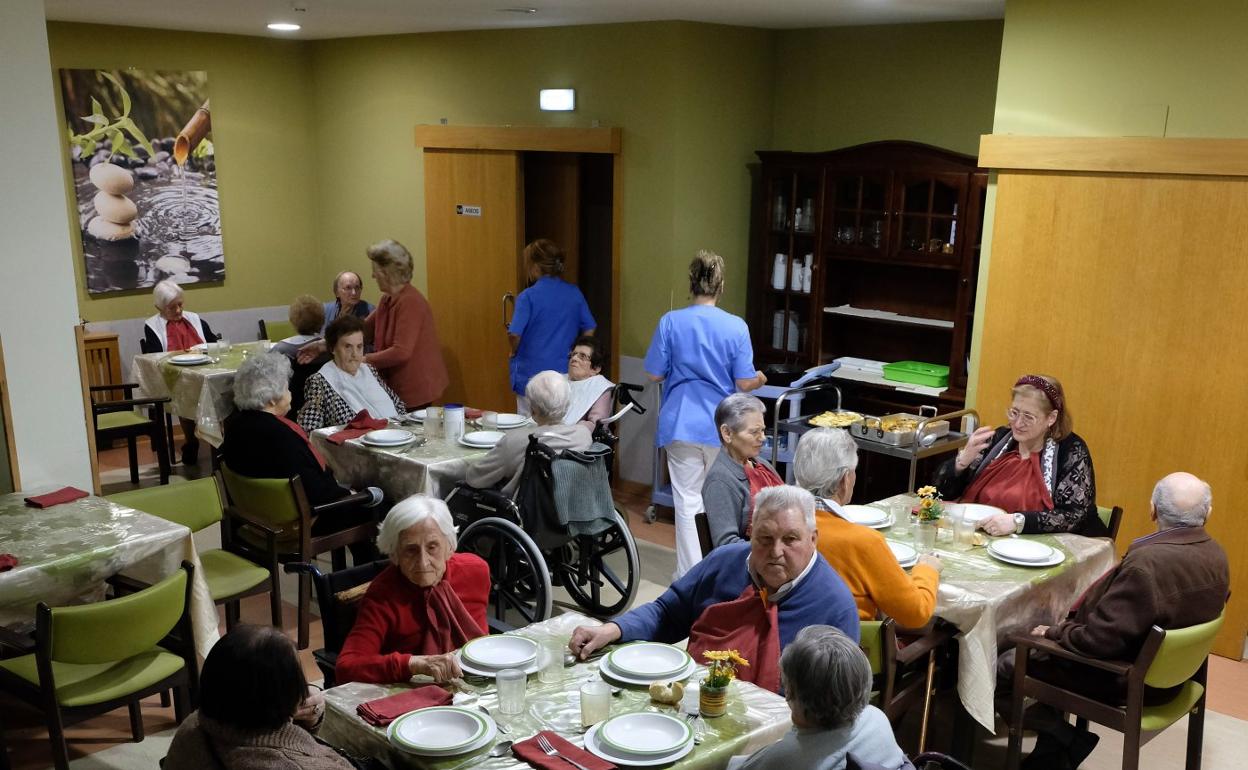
[536,734,593,770]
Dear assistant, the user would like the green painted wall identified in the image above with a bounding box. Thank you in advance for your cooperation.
[772,21,1003,156]
[46,23,322,322]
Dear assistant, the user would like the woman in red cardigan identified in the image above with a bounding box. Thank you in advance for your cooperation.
[336,495,490,684]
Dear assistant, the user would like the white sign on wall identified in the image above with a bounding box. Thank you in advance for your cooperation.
[455,204,482,217]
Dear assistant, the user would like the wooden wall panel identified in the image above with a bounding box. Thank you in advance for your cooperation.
[978,171,1248,658]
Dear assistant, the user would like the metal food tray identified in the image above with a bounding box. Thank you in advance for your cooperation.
[805,409,863,429]
[851,411,950,447]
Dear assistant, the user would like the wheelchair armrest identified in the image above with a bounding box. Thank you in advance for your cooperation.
[284,561,326,580]
[312,489,375,517]
[1010,634,1134,677]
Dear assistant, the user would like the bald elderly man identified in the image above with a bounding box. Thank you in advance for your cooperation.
[999,471,1229,769]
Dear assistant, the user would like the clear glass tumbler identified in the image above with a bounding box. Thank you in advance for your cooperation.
[496,668,527,715]
[890,499,912,534]
[424,406,444,440]
[580,680,611,727]
[953,509,976,552]
[482,411,499,431]
[538,638,565,684]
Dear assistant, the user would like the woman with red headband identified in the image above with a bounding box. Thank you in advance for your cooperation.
[933,374,1106,537]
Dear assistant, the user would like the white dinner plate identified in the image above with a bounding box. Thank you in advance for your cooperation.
[584,721,695,767]
[168,353,210,366]
[360,429,415,447]
[987,545,1066,568]
[946,503,1007,526]
[408,409,427,422]
[387,706,495,756]
[841,504,890,527]
[888,541,919,568]
[989,538,1055,563]
[454,650,541,678]
[460,635,538,670]
[605,643,691,680]
[495,413,531,429]
[599,712,693,757]
[598,656,696,686]
[459,430,505,448]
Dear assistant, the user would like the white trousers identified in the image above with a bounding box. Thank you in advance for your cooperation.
[665,440,720,579]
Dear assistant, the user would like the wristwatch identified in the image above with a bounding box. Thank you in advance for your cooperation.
[1013,512,1026,534]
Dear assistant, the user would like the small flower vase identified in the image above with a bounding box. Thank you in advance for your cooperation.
[914,518,938,554]
[699,683,729,717]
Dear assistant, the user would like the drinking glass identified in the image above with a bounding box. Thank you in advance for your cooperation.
[219,339,231,354]
[496,668,527,715]
[481,411,499,431]
[953,508,977,552]
[889,499,911,534]
[579,680,611,727]
[424,406,444,440]
[538,638,565,684]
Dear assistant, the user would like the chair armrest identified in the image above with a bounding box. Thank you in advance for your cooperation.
[0,625,34,655]
[896,625,955,666]
[311,490,374,517]
[90,383,139,395]
[93,396,171,413]
[1010,634,1134,676]
[223,506,285,538]
[284,562,325,580]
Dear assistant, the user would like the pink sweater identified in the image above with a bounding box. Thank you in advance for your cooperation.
[365,284,449,407]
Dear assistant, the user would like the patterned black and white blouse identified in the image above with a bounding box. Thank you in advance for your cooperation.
[296,364,406,432]
[933,426,1105,536]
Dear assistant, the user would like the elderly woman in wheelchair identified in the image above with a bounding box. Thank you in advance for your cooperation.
[335,496,490,684]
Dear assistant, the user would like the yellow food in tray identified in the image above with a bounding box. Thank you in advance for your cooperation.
[880,416,919,433]
[809,411,862,428]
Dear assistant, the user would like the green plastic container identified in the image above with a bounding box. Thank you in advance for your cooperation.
[883,360,950,388]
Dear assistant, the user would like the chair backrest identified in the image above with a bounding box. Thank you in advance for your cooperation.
[218,464,304,528]
[107,478,223,533]
[1097,505,1124,542]
[139,337,153,354]
[318,559,390,654]
[261,319,296,342]
[42,565,189,664]
[1142,612,1225,690]
[694,512,713,557]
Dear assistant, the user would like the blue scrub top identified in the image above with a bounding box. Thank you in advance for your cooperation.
[509,276,596,395]
[643,304,756,447]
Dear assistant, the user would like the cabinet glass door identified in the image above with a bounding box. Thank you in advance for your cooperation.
[893,172,967,266]
[824,170,890,257]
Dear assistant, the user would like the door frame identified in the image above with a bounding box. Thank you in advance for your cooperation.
[415,125,623,381]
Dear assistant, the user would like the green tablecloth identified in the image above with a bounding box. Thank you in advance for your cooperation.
[321,613,792,769]
[311,425,489,501]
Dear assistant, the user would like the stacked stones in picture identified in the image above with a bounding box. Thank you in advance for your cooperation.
[87,163,139,242]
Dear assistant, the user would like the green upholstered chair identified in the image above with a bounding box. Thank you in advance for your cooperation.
[259,319,296,342]
[90,383,171,485]
[108,478,273,630]
[1006,611,1225,770]
[1098,505,1125,542]
[216,464,378,650]
[0,563,197,770]
[860,618,955,754]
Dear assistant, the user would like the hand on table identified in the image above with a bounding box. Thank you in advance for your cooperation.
[297,339,328,364]
[916,553,943,573]
[1031,625,1050,637]
[980,513,1018,537]
[954,426,996,471]
[569,622,621,660]
[410,652,461,682]
[293,686,325,730]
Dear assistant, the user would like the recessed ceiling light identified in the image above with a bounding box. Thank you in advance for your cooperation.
[498,7,538,13]
[267,22,301,31]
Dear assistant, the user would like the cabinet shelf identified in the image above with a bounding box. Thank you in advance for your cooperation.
[825,254,961,271]
[824,305,955,330]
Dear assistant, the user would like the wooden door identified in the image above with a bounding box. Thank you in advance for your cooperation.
[423,149,523,411]
[524,152,581,283]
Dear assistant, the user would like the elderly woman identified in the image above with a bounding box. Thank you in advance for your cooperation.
[465,370,591,497]
[364,239,448,407]
[165,624,353,770]
[221,354,381,561]
[564,335,614,430]
[645,250,767,577]
[571,486,859,694]
[701,393,783,549]
[509,239,596,414]
[143,279,220,465]
[298,315,405,431]
[336,496,490,684]
[728,626,912,770]
[934,374,1105,537]
[271,294,325,361]
[322,270,374,331]
[795,428,941,628]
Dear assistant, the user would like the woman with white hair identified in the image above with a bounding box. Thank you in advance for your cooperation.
[701,393,783,549]
[794,428,941,628]
[464,370,592,497]
[729,625,911,770]
[336,496,490,685]
[144,279,219,464]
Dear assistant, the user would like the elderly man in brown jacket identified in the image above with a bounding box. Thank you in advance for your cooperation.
[999,471,1230,770]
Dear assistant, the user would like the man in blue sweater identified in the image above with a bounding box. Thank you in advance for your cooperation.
[570,486,859,693]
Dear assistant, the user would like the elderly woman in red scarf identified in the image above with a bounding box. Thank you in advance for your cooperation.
[700,393,783,550]
[336,495,490,684]
[934,374,1106,537]
[143,279,220,464]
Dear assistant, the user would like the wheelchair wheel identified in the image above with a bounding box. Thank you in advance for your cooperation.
[556,510,640,618]
[458,517,553,628]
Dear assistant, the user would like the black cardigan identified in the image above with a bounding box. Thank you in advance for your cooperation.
[220,409,348,507]
[933,426,1107,536]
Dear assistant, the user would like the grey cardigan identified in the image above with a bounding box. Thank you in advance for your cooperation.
[701,449,779,548]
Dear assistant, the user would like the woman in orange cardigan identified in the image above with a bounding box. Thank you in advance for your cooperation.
[793,428,941,628]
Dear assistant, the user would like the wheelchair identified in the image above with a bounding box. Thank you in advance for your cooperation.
[446,383,646,629]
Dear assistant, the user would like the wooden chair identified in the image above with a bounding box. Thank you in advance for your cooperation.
[861,618,955,753]
[107,478,274,631]
[1006,612,1225,770]
[1098,504,1125,542]
[284,559,390,688]
[216,464,378,649]
[694,511,713,557]
[90,383,171,485]
[0,563,198,770]
[259,319,296,342]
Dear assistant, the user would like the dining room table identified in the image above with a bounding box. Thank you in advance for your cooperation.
[868,493,1116,732]
[131,340,270,447]
[320,611,793,770]
[0,490,220,657]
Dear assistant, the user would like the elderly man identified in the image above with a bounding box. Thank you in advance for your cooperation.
[794,428,940,628]
[999,471,1230,769]
[570,485,859,693]
[322,270,374,331]
[464,370,592,497]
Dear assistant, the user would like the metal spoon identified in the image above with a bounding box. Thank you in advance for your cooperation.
[478,704,509,733]
[445,740,513,770]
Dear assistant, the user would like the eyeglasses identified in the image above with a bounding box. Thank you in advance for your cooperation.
[1005,407,1040,427]
[568,351,592,362]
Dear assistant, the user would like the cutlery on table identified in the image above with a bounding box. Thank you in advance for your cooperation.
[478,704,508,733]
[444,740,513,770]
[537,734,593,770]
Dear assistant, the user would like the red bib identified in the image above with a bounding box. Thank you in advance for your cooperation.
[686,584,782,693]
[165,318,203,351]
[743,460,783,537]
[961,449,1055,513]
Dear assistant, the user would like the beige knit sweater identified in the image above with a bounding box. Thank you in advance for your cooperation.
[163,712,354,770]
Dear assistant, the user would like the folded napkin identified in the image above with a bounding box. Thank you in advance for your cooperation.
[514,730,616,770]
[0,554,18,572]
[327,410,389,445]
[24,487,89,509]
[356,684,452,727]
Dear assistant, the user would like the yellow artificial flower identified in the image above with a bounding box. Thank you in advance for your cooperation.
[703,650,731,662]
[917,485,937,497]
[920,497,934,509]
[728,651,750,667]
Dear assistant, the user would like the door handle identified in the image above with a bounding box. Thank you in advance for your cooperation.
[502,292,515,331]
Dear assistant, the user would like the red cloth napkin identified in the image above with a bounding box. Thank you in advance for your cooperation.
[24,487,89,509]
[514,731,616,770]
[0,554,18,572]
[356,684,452,727]
[327,410,389,445]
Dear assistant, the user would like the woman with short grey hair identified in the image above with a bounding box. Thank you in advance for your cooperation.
[700,393,783,550]
[730,625,911,770]
[143,279,220,465]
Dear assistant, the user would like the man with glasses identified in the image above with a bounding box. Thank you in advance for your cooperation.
[322,270,374,332]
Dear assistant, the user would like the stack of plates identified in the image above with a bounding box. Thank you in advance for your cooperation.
[407,409,427,422]
[360,429,416,447]
[945,502,1006,526]
[987,538,1065,567]
[600,642,695,685]
[460,430,505,449]
[841,504,892,529]
[388,706,497,757]
[888,541,919,568]
[495,413,532,429]
[168,353,211,366]
[585,713,695,766]
[455,634,540,677]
